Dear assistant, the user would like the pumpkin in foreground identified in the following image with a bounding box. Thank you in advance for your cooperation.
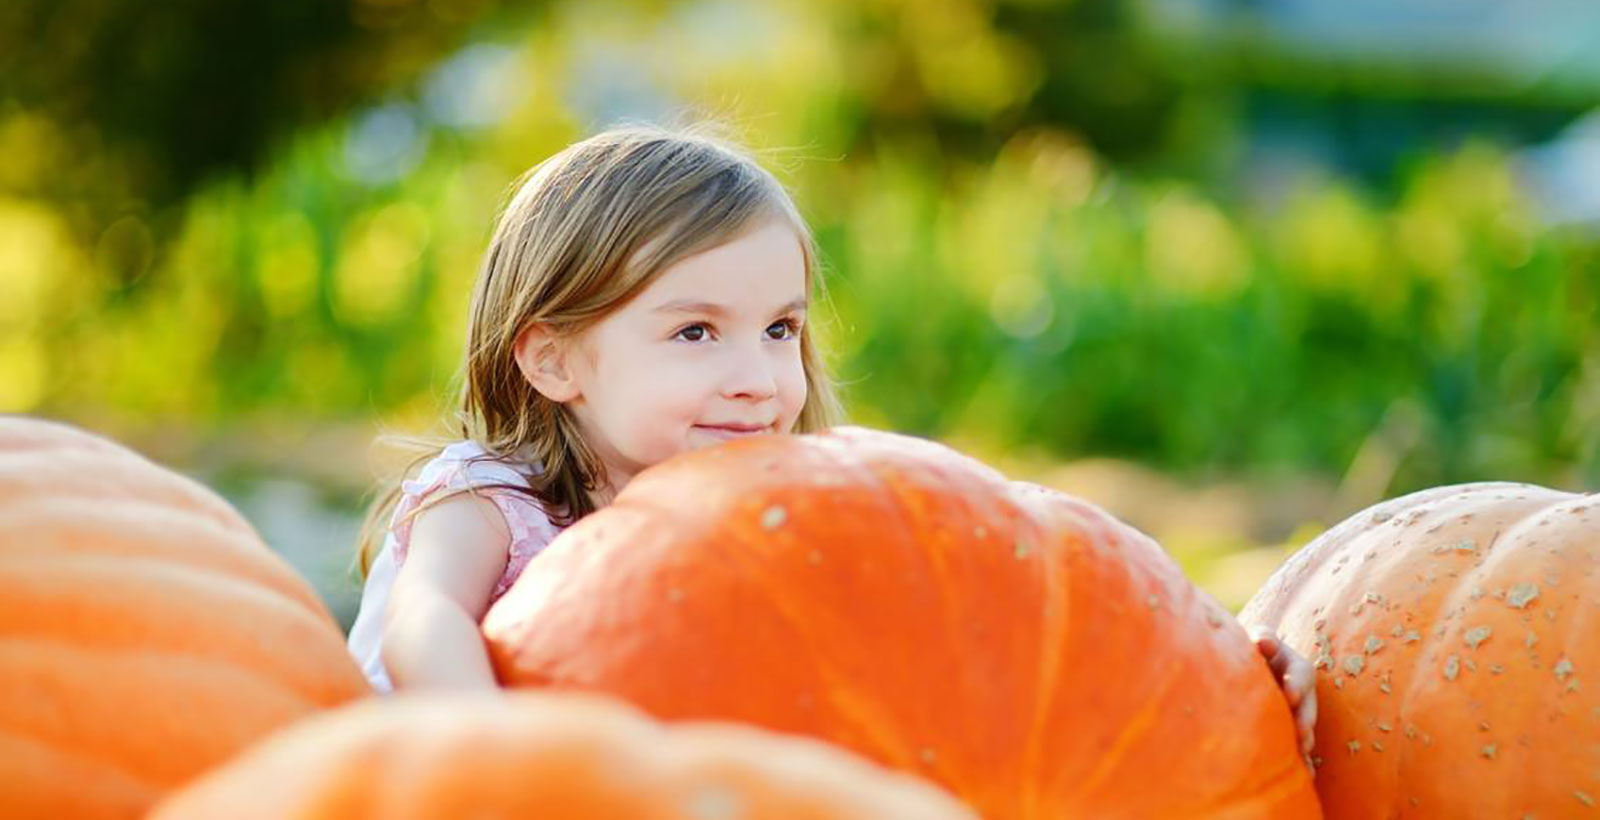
[1241,482,1600,817]
[148,691,978,819]
[483,426,1320,819]
[0,417,370,819]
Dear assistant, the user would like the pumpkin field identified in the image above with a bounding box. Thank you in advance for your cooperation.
[4,415,1598,817]
[4,0,1600,816]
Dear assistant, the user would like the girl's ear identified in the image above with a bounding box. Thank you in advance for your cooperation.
[514,323,581,403]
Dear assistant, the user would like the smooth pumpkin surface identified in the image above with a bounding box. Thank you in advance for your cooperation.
[484,426,1319,819]
[149,691,980,819]
[0,417,370,819]
[1241,482,1600,817]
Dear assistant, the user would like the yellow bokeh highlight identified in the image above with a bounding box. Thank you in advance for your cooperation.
[1003,128,1097,210]
[989,273,1053,338]
[0,198,67,326]
[1395,205,1463,279]
[259,211,322,319]
[848,159,929,285]
[944,155,1052,306]
[906,0,1042,118]
[1145,188,1248,298]
[0,335,46,412]
[1275,183,1395,313]
[333,202,432,326]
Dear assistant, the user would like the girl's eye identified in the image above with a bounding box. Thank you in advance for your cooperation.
[766,318,801,341]
[674,324,709,343]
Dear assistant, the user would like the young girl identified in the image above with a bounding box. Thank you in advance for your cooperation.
[345,123,839,692]
[343,123,1317,764]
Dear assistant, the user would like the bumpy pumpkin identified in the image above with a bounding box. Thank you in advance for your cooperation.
[0,417,370,819]
[483,426,1319,818]
[149,691,978,819]
[1240,482,1600,817]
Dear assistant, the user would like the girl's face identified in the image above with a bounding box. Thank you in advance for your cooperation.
[566,217,810,494]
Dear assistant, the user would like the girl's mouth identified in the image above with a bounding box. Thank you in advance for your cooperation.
[693,423,774,439]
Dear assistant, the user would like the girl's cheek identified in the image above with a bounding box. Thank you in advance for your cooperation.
[784,360,808,401]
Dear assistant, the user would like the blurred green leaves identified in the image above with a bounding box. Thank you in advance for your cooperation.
[3,0,1598,500]
[825,139,1598,492]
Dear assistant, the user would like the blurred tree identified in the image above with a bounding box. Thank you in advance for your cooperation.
[0,0,517,235]
[820,0,1186,165]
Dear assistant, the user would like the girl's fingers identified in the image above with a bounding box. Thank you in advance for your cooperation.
[1297,693,1319,756]
[1256,636,1295,683]
[1281,679,1303,709]
[1287,652,1319,758]
[1254,634,1284,667]
[1283,651,1315,703]
[1250,633,1321,766]
[1251,632,1320,756]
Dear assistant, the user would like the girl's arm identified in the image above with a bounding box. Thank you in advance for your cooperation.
[380,492,512,691]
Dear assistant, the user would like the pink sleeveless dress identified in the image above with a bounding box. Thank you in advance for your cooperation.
[346,439,565,692]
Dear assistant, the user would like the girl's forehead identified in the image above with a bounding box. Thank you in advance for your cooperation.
[633,220,807,310]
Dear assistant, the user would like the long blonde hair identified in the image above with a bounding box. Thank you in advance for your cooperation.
[357,123,843,574]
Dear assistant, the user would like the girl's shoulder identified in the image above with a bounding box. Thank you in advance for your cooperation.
[401,439,541,496]
[390,439,564,573]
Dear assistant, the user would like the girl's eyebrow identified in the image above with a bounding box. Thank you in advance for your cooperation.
[652,297,808,317]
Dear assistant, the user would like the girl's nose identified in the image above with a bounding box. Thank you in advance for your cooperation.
[721,344,779,401]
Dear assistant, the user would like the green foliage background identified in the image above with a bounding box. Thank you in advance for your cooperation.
[5,0,1598,613]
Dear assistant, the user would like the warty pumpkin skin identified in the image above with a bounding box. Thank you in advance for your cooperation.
[483,426,1320,819]
[149,691,980,819]
[0,417,370,819]
[1241,482,1600,818]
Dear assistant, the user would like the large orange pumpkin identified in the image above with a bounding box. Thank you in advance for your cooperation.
[483,426,1319,818]
[1240,482,1600,817]
[0,417,370,819]
[149,691,979,819]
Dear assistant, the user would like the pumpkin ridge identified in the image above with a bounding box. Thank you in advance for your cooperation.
[0,646,320,785]
[661,441,981,782]
[1067,647,1187,803]
[825,444,1025,795]
[1325,510,1446,806]
[0,449,256,538]
[0,553,338,634]
[0,726,168,791]
[695,506,919,771]
[1173,764,1326,820]
[1384,492,1566,783]
[339,719,426,818]
[1016,515,1071,820]
[1165,658,1319,818]
[0,731,159,816]
[0,637,325,713]
[866,454,1010,736]
[876,478,965,676]
[0,494,258,545]
[0,563,362,704]
[0,504,328,616]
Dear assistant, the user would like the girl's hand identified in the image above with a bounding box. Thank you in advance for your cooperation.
[1251,629,1318,770]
